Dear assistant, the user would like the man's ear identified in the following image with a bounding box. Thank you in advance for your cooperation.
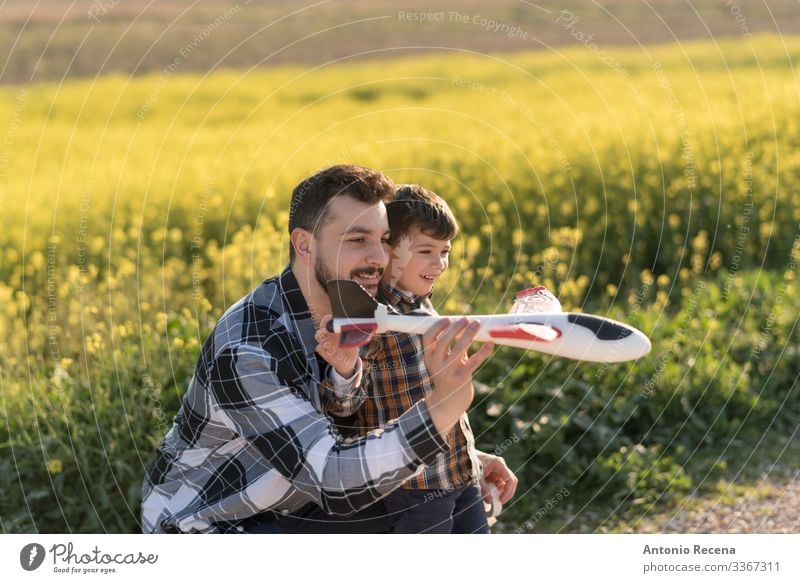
[290,228,314,263]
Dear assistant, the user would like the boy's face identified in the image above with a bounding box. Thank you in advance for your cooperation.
[386,226,451,297]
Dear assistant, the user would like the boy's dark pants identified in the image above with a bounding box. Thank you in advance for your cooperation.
[221,484,490,534]
[382,484,490,534]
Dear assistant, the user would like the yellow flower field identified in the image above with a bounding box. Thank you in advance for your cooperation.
[1,35,798,532]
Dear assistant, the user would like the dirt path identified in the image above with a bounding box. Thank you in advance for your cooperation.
[632,473,800,534]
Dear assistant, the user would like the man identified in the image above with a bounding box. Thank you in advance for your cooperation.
[140,164,515,533]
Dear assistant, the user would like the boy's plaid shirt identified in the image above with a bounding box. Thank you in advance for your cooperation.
[356,282,481,491]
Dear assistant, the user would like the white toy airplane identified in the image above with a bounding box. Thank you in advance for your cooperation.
[326,280,651,363]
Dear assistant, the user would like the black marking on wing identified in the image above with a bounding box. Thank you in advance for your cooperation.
[568,314,632,340]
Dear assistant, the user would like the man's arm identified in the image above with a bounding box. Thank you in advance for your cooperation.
[212,343,448,516]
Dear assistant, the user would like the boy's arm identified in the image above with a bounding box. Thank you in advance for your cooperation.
[315,314,370,416]
[318,358,368,417]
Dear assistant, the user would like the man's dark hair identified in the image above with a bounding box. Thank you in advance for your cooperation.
[386,184,459,246]
[288,164,396,262]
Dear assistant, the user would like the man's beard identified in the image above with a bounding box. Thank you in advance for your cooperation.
[314,254,384,295]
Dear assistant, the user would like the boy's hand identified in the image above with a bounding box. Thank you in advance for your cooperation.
[477,451,518,504]
[315,315,368,378]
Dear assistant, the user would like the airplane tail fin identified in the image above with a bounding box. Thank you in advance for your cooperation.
[325,280,380,347]
[325,279,380,319]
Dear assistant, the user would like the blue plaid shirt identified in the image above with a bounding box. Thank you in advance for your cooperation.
[141,266,449,533]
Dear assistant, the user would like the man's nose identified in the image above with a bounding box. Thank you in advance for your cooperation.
[367,239,389,267]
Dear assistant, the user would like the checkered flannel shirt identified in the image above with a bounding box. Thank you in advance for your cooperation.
[354,282,481,492]
[141,266,449,533]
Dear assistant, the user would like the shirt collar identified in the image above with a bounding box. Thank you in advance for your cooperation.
[279,265,309,317]
[278,265,318,362]
[379,280,431,310]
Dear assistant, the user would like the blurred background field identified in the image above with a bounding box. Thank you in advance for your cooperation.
[3,0,800,85]
[0,1,798,533]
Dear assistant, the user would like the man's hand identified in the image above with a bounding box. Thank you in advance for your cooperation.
[477,451,518,504]
[423,318,494,438]
[315,315,369,378]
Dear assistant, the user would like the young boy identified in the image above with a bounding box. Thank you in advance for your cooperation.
[339,184,488,533]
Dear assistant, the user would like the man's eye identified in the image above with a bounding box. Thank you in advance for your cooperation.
[350,238,365,244]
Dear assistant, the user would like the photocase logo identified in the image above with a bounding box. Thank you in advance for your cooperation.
[19,543,46,571]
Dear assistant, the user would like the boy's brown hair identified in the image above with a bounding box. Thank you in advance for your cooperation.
[386,184,459,246]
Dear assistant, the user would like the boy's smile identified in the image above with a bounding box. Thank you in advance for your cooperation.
[387,227,451,297]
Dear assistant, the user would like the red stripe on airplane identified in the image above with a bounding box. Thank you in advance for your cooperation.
[339,323,378,348]
[515,286,547,298]
[489,324,561,342]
